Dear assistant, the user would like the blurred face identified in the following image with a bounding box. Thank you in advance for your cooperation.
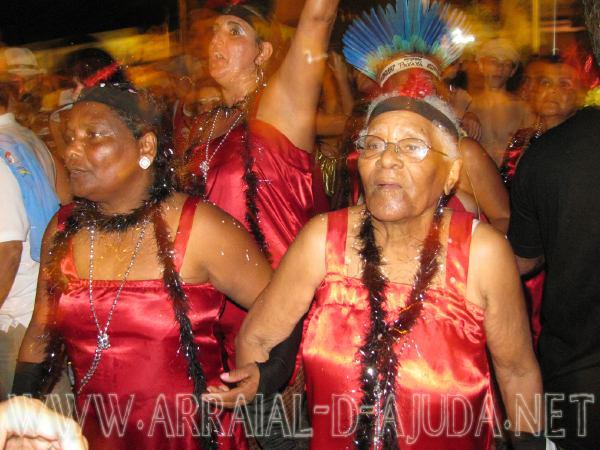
[209,15,262,87]
[532,63,581,121]
[479,56,516,89]
[358,111,459,222]
[519,60,545,102]
[63,102,145,202]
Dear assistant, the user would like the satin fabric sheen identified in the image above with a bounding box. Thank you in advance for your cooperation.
[56,198,248,449]
[181,119,329,363]
[302,209,495,449]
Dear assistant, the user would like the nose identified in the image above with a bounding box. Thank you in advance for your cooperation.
[64,136,84,165]
[378,144,404,168]
[209,29,223,50]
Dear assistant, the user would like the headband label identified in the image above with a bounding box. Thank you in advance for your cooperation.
[378,56,441,87]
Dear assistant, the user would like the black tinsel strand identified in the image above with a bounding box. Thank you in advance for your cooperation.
[151,207,218,450]
[355,209,389,450]
[354,194,451,450]
[241,120,272,262]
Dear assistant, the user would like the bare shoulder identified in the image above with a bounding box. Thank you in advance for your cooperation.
[470,221,512,262]
[460,137,487,157]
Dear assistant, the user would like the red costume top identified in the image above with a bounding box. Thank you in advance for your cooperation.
[181,119,327,267]
[180,119,328,356]
[303,208,496,449]
[56,197,248,450]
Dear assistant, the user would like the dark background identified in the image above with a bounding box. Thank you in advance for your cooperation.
[0,0,178,46]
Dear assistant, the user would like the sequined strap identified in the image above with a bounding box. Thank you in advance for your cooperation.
[173,196,202,272]
[444,211,473,298]
[325,208,349,275]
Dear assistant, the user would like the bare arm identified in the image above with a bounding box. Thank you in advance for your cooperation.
[0,241,22,308]
[469,223,543,434]
[185,202,272,309]
[18,217,59,363]
[256,0,340,152]
[236,214,328,367]
[459,138,510,234]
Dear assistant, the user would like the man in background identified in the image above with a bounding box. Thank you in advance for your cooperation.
[0,80,58,399]
[508,4,600,447]
[470,38,534,165]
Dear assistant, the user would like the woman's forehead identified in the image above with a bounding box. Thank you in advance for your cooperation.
[368,110,432,134]
[215,14,254,31]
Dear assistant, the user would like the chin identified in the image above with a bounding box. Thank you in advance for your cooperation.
[365,195,411,223]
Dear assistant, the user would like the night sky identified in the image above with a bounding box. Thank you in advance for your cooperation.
[1,0,178,46]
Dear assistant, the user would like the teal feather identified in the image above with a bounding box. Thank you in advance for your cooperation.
[343,0,471,81]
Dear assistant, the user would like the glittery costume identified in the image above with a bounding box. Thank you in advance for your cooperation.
[302,208,495,449]
[55,197,248,449]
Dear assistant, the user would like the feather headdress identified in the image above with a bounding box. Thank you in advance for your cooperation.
[343,0,471,86]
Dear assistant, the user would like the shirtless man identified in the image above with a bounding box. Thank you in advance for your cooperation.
[470,39,534,166]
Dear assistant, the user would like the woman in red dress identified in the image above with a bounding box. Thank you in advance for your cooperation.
[234,75,546,448]
[176,0,338,265]
[13,84,272,449]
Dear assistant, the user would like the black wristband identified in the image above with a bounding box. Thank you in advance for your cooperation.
[508,431,546,450]
[256,319,304,396]
[11,361,45,398]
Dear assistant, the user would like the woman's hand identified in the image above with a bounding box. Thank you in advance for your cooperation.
[201,364,260,409]
[0,396,88,450]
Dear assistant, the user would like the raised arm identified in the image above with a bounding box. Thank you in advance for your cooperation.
[184,202,272,309]
[236,214,328,366]
[468,223,544,437]
[459,138,510,234]
[257,0,340,151]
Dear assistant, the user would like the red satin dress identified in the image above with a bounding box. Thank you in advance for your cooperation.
[303,209,495,449]
[181,119,329,353]
[56,197,248,450]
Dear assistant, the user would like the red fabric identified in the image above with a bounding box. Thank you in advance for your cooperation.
[302,209,495,449]
[181,119,326,369]
[55,197,248,450]
[346,150,362,205]
[182,119,321,267]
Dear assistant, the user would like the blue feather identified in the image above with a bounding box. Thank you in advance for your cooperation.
[342,0,471,80]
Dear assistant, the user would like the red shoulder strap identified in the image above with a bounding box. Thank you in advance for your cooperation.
[445,211,473,297]
[325,209,348,274]
[173,196,201,272]
[56,204,78,280]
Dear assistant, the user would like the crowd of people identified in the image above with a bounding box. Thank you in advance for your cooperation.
[1,0,599,449]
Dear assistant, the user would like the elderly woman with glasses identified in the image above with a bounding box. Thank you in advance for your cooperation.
[227,72,547,449]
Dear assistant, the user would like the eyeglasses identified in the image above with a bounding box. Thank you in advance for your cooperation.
[354,135,448,161]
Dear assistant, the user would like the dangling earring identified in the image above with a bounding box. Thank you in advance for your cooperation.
[139,156,152,170]
[255,64,267,90]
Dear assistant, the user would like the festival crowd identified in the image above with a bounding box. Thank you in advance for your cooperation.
[0,0,599,449]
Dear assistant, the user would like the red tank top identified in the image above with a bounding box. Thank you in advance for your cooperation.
[56,197,248,450]
[303,208,495,449]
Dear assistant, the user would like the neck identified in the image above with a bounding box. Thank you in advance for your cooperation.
[96,176,154,216]
[220,73,257,107]
[542,113,571,130]
[372,206,437,251]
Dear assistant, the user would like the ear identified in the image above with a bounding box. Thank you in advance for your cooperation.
[443,158,463,195]
[255,41,273,67]
[137,131,158,164]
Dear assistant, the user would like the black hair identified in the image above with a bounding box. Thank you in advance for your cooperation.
[59,47,128,85]
[76,83,174,199]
